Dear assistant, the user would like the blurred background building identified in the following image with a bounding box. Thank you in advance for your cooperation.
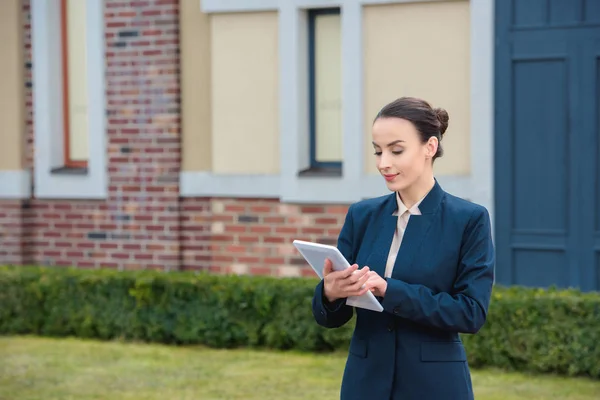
[0,0,598,291]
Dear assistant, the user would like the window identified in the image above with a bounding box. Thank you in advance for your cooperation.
[60,0,89,169]
[32,0,107,198]
[308,8,342,172]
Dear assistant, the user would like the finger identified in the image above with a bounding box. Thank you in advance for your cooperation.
[351,283,372,297]
[348,271,371,292]
[339,267,370,288]
[348,266,371,282]
[323,258,333,276]
[340,264,359,278]
[367,270,380,278]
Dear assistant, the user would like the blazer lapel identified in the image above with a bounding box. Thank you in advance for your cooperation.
[366,194,397,278]
[391,214,434,279]
[391,180,445,279]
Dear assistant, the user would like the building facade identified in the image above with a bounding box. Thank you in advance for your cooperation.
[0,0,598,291]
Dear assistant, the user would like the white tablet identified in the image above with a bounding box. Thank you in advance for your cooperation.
[292,240,384,312]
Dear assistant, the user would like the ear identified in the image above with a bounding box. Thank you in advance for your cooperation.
[425,137,438,159]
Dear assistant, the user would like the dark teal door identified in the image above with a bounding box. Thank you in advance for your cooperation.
[495,0,600,291]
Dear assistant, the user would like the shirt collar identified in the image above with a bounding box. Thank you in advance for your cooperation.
[394,191,424,216]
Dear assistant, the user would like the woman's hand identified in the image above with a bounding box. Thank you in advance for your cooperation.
[364,271,388,298]
[322,259,371,303]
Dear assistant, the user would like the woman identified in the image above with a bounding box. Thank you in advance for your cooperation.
[311,97,495,400]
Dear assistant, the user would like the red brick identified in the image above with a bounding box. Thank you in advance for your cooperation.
[112,253,130,260]
[212,235,234,242]
[326,206,349,214]
[226,245,247,253]
[43,232,61,238]
[225,225,246,233]
[265,257,285,264]
[264,237,285,244]
[302,227,326,235]
[301,268,316,277]
[250,205,272,213]
[315,217,339,225]
[225,204,246,212]
[213,215,235,222]
[239,235,259,243]
[239,256,260,264]
[107,21,127,28]
[250,226,271,234]
[264,216,285,224]
[250,267,272,276]
[301,206,325,214]
[275,227,298,234]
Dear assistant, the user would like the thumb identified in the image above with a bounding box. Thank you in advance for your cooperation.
[323,258,333,275]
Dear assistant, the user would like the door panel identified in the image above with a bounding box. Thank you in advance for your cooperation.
[512,59,569,234]
[579,38,600,291]
[495,1,600,290]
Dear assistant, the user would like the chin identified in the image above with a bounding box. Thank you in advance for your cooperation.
[384,179,408,192]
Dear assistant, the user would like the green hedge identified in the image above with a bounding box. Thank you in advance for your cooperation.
[1,265,599,379]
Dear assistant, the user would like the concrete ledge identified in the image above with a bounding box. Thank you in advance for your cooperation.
[201,0,278,13]
[180,171,478,206]
[0,170,31,199]
[180,171,280,198]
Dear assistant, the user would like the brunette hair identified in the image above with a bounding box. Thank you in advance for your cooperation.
[374,96,449,160]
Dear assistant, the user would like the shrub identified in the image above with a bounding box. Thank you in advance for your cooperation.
[0,266,598,379]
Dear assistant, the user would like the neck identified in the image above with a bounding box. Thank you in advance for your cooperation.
[398,175,435,209]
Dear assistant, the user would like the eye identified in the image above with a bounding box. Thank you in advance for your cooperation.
[373,151,382,156]
[392,150,404,155]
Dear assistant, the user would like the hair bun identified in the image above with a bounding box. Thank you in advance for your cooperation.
[433,107,449,136]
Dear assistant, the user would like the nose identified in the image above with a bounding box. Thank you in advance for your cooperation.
[378,151,392,170]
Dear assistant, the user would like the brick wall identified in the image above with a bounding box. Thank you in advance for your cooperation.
[0,0,344,277]
[181,198,348,276]
[0,201,29,265]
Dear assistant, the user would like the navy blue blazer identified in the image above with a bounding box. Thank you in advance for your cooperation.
[312,180,495,400]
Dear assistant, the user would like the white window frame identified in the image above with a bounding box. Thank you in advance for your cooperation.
[30,0,108,199]
[184,0,494,219]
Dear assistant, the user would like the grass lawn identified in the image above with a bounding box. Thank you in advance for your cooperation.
[0,336,598,400]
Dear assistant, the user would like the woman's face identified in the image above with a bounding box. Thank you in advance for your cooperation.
[371,117,437,192]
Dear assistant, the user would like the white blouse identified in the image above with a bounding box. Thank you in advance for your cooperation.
[384,191,424,278]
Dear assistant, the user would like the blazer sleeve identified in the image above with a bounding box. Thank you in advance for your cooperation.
[311,205,356,329]
[380,206,495,334]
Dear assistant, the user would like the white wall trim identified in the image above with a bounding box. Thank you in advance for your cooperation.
[180,172,280,198]
[31,0,108,200]
[201,0,453,12]
[201,0,278,13]
[359,0,455,5]
[179,171,473,204]
[0,170,32,199]
[470,0,495,222]
[194,0,495,216]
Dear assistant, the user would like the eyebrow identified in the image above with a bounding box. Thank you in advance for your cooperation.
[372,140,405,147]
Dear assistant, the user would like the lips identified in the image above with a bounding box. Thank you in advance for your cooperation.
[383,174,398,182]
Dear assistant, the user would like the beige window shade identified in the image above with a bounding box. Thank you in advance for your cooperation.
[64,0,89,163]
[210,12,279,175]
[313,12,342,164]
